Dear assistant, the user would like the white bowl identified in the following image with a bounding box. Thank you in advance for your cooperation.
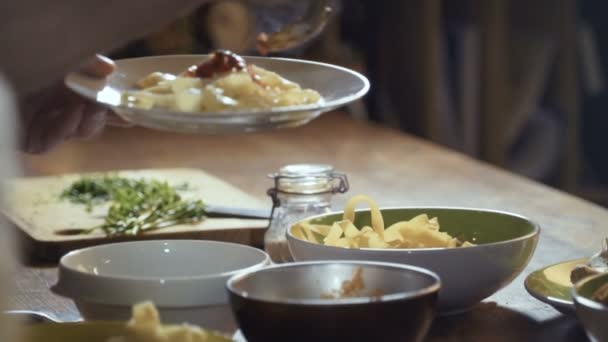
[287,207,540,315]
[52,240,270,332]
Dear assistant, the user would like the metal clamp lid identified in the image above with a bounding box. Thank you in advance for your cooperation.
[266,164,349,222]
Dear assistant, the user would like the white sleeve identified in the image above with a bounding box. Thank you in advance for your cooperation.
[0,74,21,342]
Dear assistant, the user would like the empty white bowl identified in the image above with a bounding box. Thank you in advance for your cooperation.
[52,240,270,332]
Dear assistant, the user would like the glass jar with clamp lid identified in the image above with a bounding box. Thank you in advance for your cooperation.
[265,164,349,263]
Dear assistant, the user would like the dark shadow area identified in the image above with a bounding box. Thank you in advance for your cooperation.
[427,302,588,342]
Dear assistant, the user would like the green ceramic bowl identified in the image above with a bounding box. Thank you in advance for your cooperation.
[573,273,608,342]
[287,207,540,314]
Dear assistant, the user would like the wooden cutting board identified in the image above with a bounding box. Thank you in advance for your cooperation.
[2,168,269,260]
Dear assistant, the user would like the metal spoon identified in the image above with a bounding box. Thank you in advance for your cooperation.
[256,0,338,55]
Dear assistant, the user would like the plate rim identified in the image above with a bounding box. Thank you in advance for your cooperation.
[524,257,588,313]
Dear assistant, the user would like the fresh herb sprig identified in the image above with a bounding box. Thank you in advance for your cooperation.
[61,176,206,236]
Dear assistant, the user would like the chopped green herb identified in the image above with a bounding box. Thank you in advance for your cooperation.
[61,176,205,236]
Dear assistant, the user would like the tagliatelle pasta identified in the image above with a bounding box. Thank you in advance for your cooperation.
[106,302,226,342]
[293,195,475,249]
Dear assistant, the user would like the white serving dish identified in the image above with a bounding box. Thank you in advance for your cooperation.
[52,240,270,332]
[65,55,369,133]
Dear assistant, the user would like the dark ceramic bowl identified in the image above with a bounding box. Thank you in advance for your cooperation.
[227,261,440,342]
[573,272,608,342]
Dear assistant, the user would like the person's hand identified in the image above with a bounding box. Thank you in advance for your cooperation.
[19,55,130,154]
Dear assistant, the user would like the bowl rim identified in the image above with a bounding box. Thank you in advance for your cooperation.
[226,260,441,306]
[572,272,608,311]
[287,206,541,252]
[57,239,270,282]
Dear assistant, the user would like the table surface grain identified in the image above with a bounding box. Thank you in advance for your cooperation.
[11,112,606,341]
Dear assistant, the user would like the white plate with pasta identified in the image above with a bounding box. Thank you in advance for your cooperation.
[65,51,369,133]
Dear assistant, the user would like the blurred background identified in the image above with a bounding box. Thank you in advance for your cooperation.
[106,0,608,207]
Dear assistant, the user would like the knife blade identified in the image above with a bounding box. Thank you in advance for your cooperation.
[205,205,271,220]
[90,206,271,220]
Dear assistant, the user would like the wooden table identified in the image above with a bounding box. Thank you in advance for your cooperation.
[10,112,604,341]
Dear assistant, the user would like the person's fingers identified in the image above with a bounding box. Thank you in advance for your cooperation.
[79,54,116,78]
[20,54,122,154]
[41,104,85,153]
[18,83,66,149]
[19,54,120,154]
[24,108,57,154]
[106,112,134,127]
[73,103,107,139]
[26,102,84,154]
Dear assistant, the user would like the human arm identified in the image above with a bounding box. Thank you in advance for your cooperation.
[2,0,329,153]
[0,0,211,96]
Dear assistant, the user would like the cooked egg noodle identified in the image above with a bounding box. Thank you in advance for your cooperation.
[294,195,474,249]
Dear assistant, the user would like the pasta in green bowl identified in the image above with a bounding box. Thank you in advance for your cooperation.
[287,195,540,314]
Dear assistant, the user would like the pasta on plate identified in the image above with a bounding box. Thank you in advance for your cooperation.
[293,195,475,249]
[122,50,323,113]
[106,302,227,342]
